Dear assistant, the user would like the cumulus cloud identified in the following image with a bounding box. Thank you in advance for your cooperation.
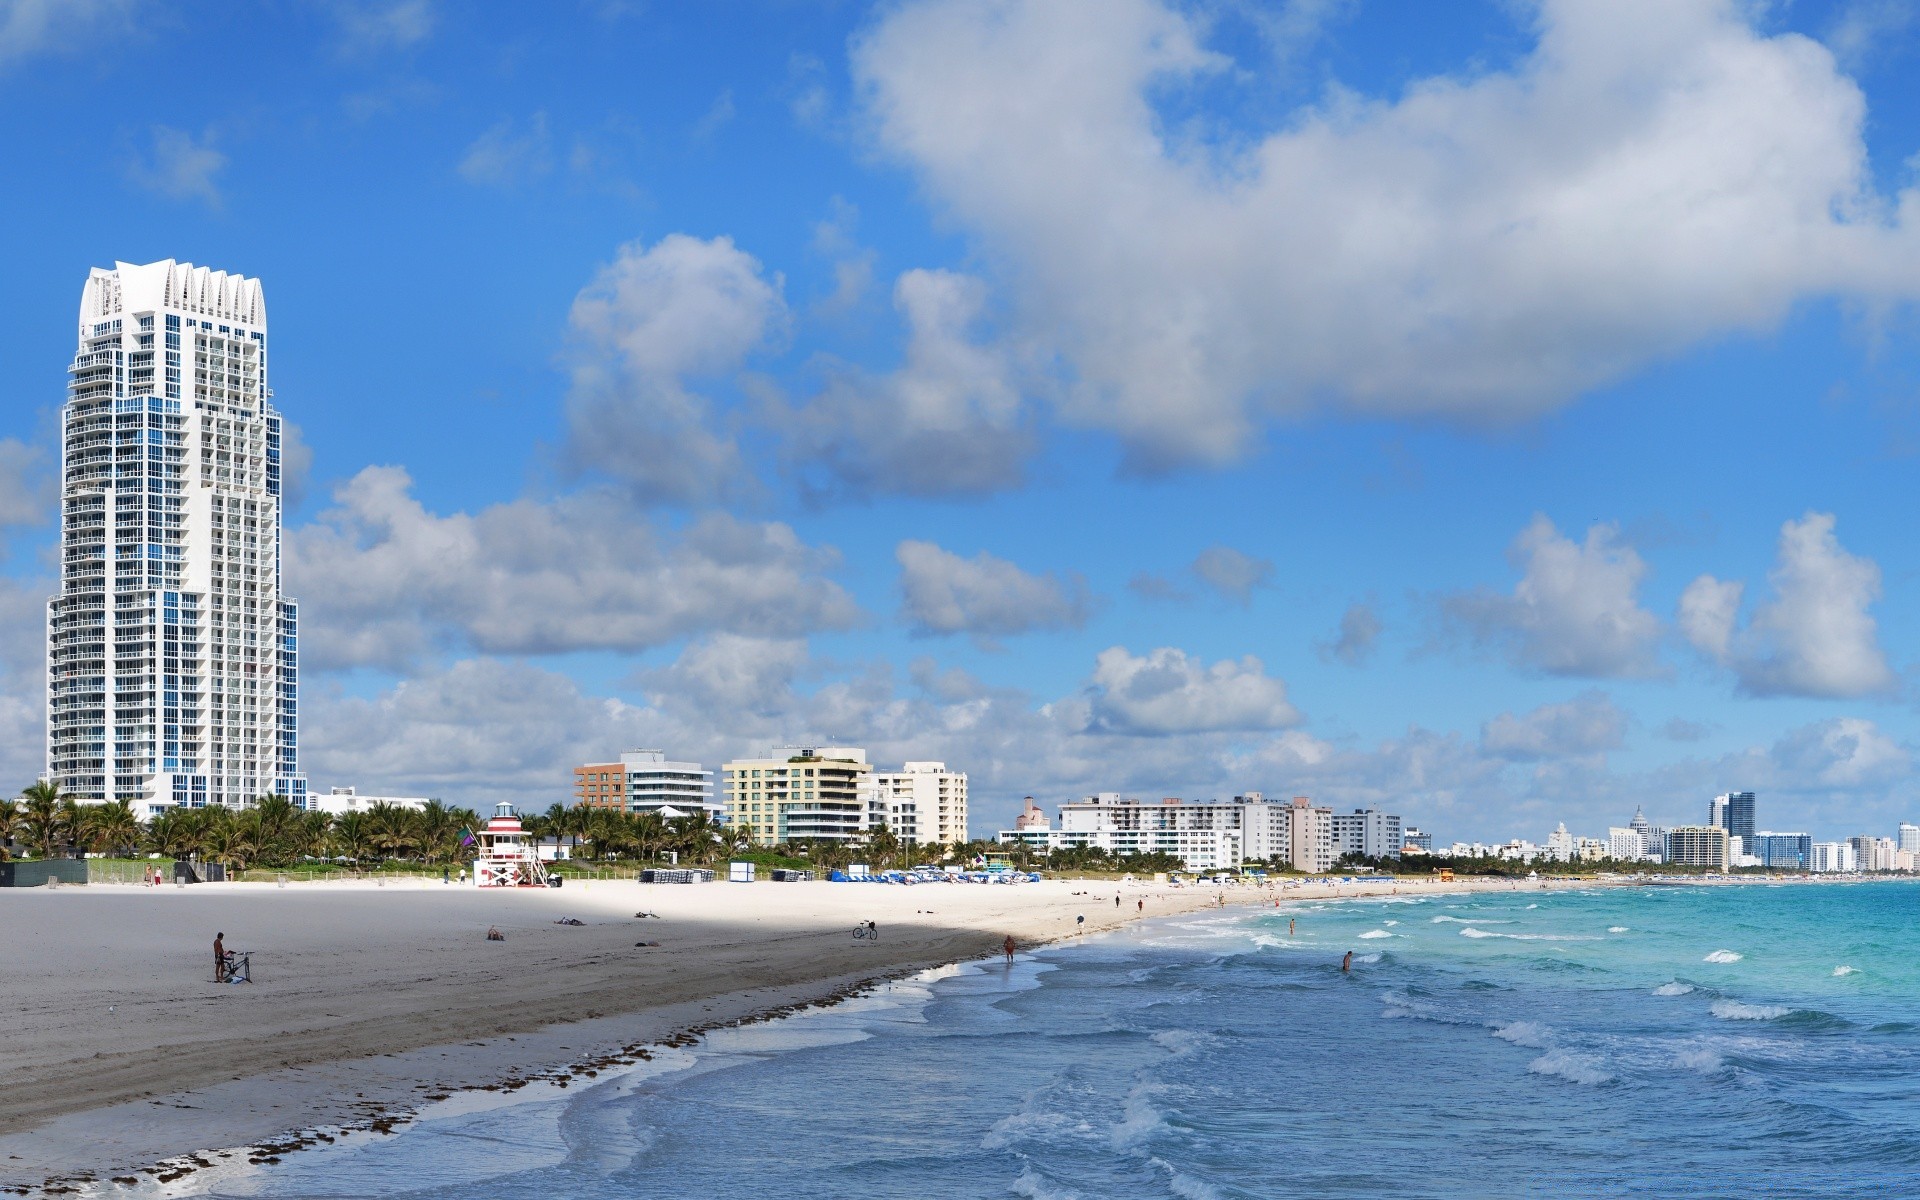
[783,269,1032,499]
[853,0,1920,470]
[128,126,225,207]
[0,0,135,67]
[458,112,553,186]
[1480,691,1628,762]
[1678,512,1894,698]
[1319,601,1382,666]
[1082,646,1299,736]
[896,539,1091,642]
[563,234,788,503]
[1440,516,1663,679]
[285,466,860,670]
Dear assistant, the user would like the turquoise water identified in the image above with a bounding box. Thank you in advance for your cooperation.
[173,882,1920,1198]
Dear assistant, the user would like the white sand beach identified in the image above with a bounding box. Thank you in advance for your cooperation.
[0,873,1581,1189]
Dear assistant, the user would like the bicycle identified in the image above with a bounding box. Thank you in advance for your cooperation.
[852,923,879,941]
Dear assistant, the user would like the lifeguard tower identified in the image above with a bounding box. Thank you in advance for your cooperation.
[472,801,551,888]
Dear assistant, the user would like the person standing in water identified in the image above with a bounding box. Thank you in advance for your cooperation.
[1003,934,1016,965]
[1341,950,1353,973]
[1289,918,1296,937]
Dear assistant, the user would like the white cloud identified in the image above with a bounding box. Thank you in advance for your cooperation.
[1679,511,1894,698]
[853,0,1920,470]
[896,539,1091,642]
[1766,716,1909,788]
[783,269,1032,499]
[563,234,788,503]
[1082,646,1299,736]
[1319,600,1381,666]
[128,126,225,207]
[0,0,135,66]
[458,113,552,186]
[333,0,433,53]
[285,466,860,670]
[1440,516,1663,678]
[1480,691,1627,762]
[1191,545,1273,604]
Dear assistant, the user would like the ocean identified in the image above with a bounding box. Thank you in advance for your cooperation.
[163,881,1920,1198]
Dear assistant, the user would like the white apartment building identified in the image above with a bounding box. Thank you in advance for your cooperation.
[722,746,870,845]
[1545,823,1576,862]
[309,787,431,817]
[575,750,719,819]
[997,792,1307,872]
[1331,808,1405,861]
[49,261,304,818]
[1810,841,1855,873]
[868,761,968,846]
[1607,826,1648,862]
[1900,823,1920,856]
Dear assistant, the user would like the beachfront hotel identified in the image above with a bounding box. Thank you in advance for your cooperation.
[47,261,305,816]
[999,793,1350,872]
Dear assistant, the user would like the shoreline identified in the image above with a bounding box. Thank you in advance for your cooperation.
[1,873,1613,1191]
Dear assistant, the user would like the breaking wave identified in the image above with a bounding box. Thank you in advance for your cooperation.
[1834,965,1859,977]
[1357,930,1392,939]
[1703,950,1743,964]
[1490,1020,1551,1047]
[1527,1049,1612,1085]
[1710,1000,1791,1021]
[1653,981,1696,996]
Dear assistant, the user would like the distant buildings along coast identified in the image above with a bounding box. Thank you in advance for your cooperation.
[48,260,305,817]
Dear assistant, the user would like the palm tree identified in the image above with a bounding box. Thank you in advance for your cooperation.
[417,800,459,865]
[0,796,20,861]
[82,799,142,858]
[365,802,420,863]
[332,810,373,871]
[18,780,69,859]
[248,794,302,867]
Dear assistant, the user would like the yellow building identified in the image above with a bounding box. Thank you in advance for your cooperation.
[722,745,871,846]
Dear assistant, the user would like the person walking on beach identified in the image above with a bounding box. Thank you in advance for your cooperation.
[1003,934,1016,965]
[1076,914,1085,934]
[1341,950,1353,974]
[213,932,226,983]
[1136,898,1144,914]
[1115,894,1121,908]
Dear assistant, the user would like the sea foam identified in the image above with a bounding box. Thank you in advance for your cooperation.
[1653,981,1695,996]
[1710,999,1791,1021]
[1607,927,1630,933]
[1833,965,1859,977]
[1527,1049,1612,1085]
[1357,930,1392,939]
[1352,952,1383,964]
[1703,949,1743,964]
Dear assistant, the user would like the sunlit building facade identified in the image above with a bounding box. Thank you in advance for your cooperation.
[48,260,304,816]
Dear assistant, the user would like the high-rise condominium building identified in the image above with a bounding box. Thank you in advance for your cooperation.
[868,761,969,846]
[49,261,303,816]
[1711,791,1755,848]
[1665,825,1730,871]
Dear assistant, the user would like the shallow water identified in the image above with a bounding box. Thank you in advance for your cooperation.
[167,881,1920,1198]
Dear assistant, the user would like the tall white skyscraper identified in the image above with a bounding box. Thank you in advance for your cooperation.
[48,260,305,816]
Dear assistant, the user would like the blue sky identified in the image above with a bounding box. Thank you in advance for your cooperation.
[4,0,1920,842]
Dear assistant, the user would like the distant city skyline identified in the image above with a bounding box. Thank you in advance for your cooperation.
[2,3,1919,838]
